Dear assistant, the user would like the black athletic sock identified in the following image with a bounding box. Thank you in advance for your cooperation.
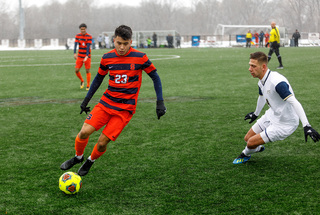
[278,56,283,66]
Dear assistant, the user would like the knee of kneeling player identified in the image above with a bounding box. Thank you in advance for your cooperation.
[246,138,262,149]
[244,135,250,143]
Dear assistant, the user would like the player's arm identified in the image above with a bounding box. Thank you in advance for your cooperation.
[276,81,320,142]
[147,70,166,119]
[80,64,108,115]
[245,87,265,123]
[74,42,78,59]
[286,96,320,142]
[84,43,91,62]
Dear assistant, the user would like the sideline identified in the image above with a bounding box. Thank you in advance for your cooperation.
[0,55,180,68]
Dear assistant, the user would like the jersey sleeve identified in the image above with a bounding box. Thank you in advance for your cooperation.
[88,35,93,44]
[98,57,109,76]
[286,96,310,127]
[275,81,292,100]
[254,94,266,116]
[75,35,79,43]
[141,55,157,74]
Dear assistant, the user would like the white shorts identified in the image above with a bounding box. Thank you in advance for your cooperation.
[252,114,298,143]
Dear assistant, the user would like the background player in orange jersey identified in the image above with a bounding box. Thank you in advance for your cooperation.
[74,23,92,90]
[61,25,167,176]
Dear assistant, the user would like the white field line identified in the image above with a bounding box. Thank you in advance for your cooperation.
[0,55,180,68]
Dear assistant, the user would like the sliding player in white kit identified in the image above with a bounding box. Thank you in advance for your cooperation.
[233,52,320,164]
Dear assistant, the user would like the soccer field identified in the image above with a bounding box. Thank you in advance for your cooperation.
[1,47,320,214]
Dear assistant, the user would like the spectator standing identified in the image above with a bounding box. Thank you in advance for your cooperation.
[176,34,181,48]
[246,30,252,48]
[166,34,174,48]
[292,29,301,47]
[259,31,264,47]
[104,34,110,49]
[152,32,157,48]
[147,37,152,48]
[97,35,103,49]
[265,31,270,48]
[254,31,259,47]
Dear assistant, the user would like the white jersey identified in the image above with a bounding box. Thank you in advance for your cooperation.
[258,69,299,126]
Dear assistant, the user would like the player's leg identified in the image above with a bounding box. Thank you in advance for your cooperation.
[233,129,265,164]
[75,58,84,88]
[275,48,283,68]
[78,133,111,176]
[60,104,107,170]
[233,116,269,164]
[268,48,274,62]
[60,123,96,170]
[85,58,91,90]
[78,111,133,176]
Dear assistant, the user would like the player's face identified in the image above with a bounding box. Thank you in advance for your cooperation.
[114,36,132,56]
[249,59,265,79]
[80,27,87,35]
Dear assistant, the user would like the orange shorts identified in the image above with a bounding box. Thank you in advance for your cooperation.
[84,103,133,141]
[75,57,91,70]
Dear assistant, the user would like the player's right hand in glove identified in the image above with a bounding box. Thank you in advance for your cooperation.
[156,100,166,120]
[304,125,320,142]
[244,112,257,124]
[80,97,91,115]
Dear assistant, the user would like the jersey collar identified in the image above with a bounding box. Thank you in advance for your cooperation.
[260,69,271,86]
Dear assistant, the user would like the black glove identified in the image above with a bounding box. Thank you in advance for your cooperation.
[304,125,320,142]
[244,112,258,124]
[156,100,166,120]
[80,97,91,115]
[265,42,269,48]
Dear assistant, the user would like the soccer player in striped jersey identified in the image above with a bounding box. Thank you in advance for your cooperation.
[60,25,166,176]
[74,23,92,90]
[233,52,320,164]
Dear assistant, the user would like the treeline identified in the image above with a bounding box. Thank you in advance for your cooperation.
[1,0,319,39]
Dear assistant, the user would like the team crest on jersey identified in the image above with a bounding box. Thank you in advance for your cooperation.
[82,42,85,46]
[130,64,135,70]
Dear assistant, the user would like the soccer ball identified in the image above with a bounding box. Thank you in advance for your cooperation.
[59,172,82,194]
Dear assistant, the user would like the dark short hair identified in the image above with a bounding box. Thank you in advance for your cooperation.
[114,25,132,40]
[250,52,268,65]
[79,23,87,29]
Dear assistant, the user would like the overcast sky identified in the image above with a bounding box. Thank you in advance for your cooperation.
[4,0,195,10]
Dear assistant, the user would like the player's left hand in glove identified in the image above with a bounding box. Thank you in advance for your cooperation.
[244,112,257,124]
[156,100,166,120]
[304,125,320,142]
[80,97,91,115]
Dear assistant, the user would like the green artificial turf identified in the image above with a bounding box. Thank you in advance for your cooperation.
[0,47,319,214]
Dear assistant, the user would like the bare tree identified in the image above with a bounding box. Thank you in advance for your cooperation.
[1,0,320,40]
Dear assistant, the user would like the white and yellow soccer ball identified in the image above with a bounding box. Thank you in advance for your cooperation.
[59,172,82,194]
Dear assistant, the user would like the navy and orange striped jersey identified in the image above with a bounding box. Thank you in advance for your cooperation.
[97,47,157,114]
[75,33,92,58]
